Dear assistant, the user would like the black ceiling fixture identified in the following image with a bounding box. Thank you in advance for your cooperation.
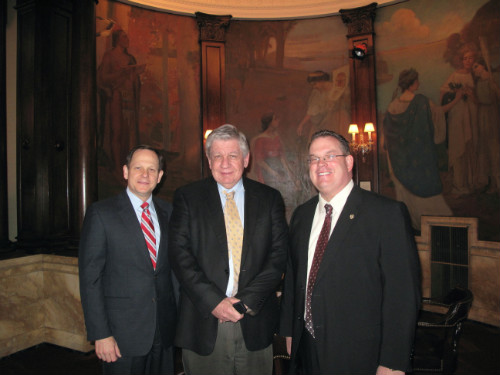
[352,43,368,60]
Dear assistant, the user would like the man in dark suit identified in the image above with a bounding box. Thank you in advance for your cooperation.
[168,124,288,375]
[79,145,177,375]
[280,130,421,375]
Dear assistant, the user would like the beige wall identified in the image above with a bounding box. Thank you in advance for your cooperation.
[416,216,500,327]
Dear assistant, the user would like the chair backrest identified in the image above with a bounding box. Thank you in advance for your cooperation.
[442,287,473,325]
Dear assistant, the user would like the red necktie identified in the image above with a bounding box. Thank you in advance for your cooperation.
[305,204,333,338]
[141,202,157,269]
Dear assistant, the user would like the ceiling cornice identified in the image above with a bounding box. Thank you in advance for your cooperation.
[117,0,402,19]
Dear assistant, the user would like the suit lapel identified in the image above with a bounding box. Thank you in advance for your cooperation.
[153,197,170,272]
[315,186,363,283]
[241,179,258,267]
[117,191,153,271]
[296,197,318,291]
[204,178,230,259]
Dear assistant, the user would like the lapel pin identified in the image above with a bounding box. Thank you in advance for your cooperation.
[350,214,355,220]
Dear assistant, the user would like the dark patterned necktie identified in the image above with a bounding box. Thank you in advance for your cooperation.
[305,204,333,338]
[141,202,157,269]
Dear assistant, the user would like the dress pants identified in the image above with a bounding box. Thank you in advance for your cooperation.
[102,323,174,375]
[182,321,273,375]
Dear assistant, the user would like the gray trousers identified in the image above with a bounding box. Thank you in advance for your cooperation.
[182,321,273,375]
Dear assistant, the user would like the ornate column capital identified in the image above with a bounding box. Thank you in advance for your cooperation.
[340,2,377,37]
[196,12,232,42]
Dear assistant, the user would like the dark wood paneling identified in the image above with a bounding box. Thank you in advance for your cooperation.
[15,0,96,250]
[0,0,10,249]
[196,12,231,177]
[341,3,379,191]
[203,42,225,130]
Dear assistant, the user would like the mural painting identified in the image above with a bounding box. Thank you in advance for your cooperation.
[225,17,351,219]
[376,0,500,240]
[96,0,201,200]
[94,0,499,241]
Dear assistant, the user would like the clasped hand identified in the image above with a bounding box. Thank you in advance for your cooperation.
[212,297,245,323]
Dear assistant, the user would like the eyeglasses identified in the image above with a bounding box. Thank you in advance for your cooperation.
[307,154,347,165]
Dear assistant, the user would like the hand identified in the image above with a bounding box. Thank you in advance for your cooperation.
[286,336,292,356]
[376,365,404,375]
[95,336,121,363]
[211,297,244,323]
[297,123,304,136]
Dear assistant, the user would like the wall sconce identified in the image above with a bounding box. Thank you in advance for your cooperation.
[352,43,368,60]
[348,122,375,162]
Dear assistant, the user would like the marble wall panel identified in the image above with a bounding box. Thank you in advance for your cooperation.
[0,255,92,358]
[469,252,500,326]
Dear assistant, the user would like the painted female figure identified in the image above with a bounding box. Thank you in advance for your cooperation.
[384,68,463,230]
[440,43,478,195]
[250,112,301,218]
[472,59,500,193]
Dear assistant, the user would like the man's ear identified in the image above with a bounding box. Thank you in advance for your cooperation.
[157,170,164,183]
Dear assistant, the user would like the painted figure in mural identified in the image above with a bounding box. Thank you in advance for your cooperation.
[472,58,500,193]
[383,68,464,231]
[296,67,351,140]
[98,29,145,171]
[329,68,351,135]
[250,112,301,218]
[280,130,420,375]
[440,42,478,196]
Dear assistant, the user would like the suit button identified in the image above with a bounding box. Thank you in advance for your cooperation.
[224,269,229,274]
[152,297,156,303]
[297,315,302,320]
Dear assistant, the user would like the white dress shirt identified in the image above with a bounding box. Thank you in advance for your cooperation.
[306,180,354,291]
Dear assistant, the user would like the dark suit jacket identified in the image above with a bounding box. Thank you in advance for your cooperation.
[79,190,177,356]
[168,177,288,355]
[280,185,421,374]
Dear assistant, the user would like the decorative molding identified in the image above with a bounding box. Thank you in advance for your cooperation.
[340,2,376,36]
[196,12,231,42]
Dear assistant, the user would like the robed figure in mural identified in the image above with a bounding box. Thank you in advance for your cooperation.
[98,29,145,171]
[440,42,478,195]
[250,112,302,218]
[383,68,464,230]
[297,67,351,140]
[472,58,500,193]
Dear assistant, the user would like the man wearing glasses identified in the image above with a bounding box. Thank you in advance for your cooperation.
[280,130,421,375]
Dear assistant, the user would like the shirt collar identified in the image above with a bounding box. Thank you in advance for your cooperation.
[318,180,354,214]
[217,178,244,195]
[126,187,154,211]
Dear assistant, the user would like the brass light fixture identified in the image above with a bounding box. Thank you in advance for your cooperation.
[348,122,375,162]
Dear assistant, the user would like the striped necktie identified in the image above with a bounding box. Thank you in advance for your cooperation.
[141,202,157,269]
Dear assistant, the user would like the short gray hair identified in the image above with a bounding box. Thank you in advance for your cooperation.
[205,124,250,158]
